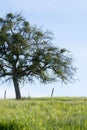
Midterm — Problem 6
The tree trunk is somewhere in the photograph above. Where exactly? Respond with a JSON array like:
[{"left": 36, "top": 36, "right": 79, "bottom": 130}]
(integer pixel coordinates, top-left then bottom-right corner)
[{"left": 13, "top": 75, "right": 21, "bottom": 99}]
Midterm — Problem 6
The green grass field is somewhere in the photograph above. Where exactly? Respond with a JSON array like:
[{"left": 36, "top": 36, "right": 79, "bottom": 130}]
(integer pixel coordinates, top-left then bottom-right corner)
[{"left": 0, "top": 97, "right": 87, "bottom": 130}]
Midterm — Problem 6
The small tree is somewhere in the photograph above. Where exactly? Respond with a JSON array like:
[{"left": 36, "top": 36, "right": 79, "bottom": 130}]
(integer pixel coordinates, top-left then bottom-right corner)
[{"left": 0, "top": 13, "right": 76, "bottom": 99}]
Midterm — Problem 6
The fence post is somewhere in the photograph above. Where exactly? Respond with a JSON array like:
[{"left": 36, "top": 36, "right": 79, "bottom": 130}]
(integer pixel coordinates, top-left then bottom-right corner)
[
  {"left": 4, "top": 90, "right": 6, "bottom": 99},
  {"left": 51, "top": 88, "right": 54, "bottom": 97}
]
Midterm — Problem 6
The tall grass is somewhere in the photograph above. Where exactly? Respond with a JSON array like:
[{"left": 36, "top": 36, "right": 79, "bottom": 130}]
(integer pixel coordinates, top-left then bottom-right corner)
[{"left": 0, "top": 97, "right": 87, "bottom": 130}]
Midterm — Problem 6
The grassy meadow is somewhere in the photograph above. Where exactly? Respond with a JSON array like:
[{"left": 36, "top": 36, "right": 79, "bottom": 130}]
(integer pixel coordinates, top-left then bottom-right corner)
[{"left": 0, "top": 97, "right": 87, "bottom": 130}]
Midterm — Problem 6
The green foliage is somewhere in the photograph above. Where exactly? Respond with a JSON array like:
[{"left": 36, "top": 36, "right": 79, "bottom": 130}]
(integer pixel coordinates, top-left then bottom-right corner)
[
  {"left": 0, "top": 97, "right": 87, "bottom": 130},
  {"left": 0, "top": 12, "right": 76, "bottom": 99}
]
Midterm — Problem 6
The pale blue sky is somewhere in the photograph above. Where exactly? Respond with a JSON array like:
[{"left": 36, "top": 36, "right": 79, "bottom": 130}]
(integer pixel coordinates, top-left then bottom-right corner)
[{"left": 0, "top": 0, "right": 87, "bottom": 98}]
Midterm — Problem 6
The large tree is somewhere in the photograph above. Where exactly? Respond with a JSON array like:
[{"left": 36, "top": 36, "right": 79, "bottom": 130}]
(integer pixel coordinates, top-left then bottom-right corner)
[{"left": 0, "top": 13, "right": 76, "bottom": 99}]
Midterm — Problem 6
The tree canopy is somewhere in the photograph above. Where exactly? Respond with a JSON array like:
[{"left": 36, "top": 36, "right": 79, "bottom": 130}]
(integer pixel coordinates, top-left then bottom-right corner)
[{"left": 0, "top": 13, "right": 76, "bottom": 99}]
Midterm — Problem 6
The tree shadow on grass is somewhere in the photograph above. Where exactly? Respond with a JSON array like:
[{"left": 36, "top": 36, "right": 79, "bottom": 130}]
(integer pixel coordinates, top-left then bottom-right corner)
[{"left": 0, "top": 122, "right": 19, "bottom": 130}]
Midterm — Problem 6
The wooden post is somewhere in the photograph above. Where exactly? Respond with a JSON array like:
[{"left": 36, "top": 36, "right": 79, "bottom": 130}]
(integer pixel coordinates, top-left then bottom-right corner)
[
  {"left": 4, "top": 90, "right": 6, "bottom": 99},
  {"left": 51, "top": 88, "right": 54, "bottom": 97}
]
